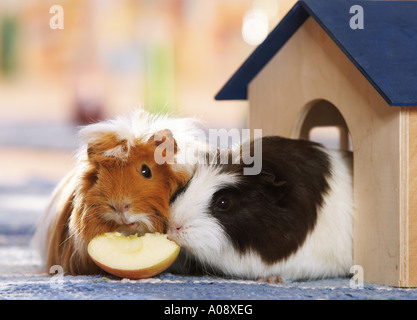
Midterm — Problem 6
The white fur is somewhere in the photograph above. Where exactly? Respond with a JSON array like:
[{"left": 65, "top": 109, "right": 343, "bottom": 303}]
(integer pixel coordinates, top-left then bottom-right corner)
[
  {"left": 168, "top": 149, "right": 354, "bottom": 281},
  {"left": 32, "top": 168, "right": 78, "bottom": 265},
  {"left": 103, "top": 211, "right": 157, "bottom": 235},
  {"left": 168, "top": 166, "right": 238, "bottom": 264},
  {"left": 103, "top": 211, "right": 154, "bottom": 228}
]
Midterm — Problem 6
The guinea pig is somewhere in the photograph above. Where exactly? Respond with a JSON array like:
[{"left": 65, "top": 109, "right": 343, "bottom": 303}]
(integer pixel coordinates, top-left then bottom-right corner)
[
  {"left": 34, "top": 110, "right": 206, "bottom": 275},
  {"left": 167, "top": 136, "right": 353, "bottom": 282}
]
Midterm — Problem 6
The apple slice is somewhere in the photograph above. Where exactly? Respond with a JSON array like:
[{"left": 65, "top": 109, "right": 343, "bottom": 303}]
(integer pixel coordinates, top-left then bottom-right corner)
[{"left": 87, "top": 232, "right": 180, "bottom": 279}]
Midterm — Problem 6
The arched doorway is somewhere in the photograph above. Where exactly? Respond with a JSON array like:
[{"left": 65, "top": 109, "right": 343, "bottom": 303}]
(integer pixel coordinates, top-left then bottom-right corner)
[{"left": 293, "top": 99, "right": 352, "bottom": 151}]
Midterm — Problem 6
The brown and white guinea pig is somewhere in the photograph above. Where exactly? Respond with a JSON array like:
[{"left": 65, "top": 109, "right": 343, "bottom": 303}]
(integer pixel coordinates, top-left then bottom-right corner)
[
  {"left": 34, "top": 110, "right": 206, "bottom": 275},
  {"left": 167, "top": 136, "right": 353, "bottom": 282}
]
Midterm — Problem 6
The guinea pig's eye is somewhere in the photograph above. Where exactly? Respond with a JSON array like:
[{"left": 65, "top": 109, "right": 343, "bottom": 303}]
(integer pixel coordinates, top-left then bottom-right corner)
[
  {"left": 215, "top": 197, "right": 231, "bottom": 211},
  {"left": 140, "top": 164, "right": 152, "bottom": 178}
]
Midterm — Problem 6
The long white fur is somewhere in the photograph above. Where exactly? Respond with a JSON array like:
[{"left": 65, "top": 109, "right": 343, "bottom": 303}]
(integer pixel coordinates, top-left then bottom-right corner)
[{"left": 168, "top": 148, "right": 354, "bottom": 281}]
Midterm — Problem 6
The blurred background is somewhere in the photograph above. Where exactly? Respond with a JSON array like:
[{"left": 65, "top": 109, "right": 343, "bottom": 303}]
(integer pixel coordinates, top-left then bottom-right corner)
[{"left": 0, "top": 0, "right": 297, "bottom": 234}]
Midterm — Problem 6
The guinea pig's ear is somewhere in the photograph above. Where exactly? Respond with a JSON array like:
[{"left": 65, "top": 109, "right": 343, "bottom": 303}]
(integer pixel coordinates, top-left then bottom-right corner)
[
  {"left": 149, "top": 129, "right": 178, "bottom": 164},
  {"left": 87, "top": 132, "right": 129, "bottom": 162},
  {"left": 261, "top": 170, "right": 286, "bottom": 186},
  {"left": 260, "top": 169, "right": 287, "bottom": 204}
]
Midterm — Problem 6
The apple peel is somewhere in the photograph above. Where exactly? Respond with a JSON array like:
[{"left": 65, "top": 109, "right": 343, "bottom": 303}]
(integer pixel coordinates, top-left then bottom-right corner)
[{"left": 87, "top": 232, "right": 180, "bottom": 279}]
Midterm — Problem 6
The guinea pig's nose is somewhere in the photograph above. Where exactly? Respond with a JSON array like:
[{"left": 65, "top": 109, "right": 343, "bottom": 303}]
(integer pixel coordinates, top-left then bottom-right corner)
[
  {"left": 172, "top": 225, "right": 183, "bottom": 233},
  {"left": 122, "top": 203, "right": 131, "bottom": 212},
  {"left": 167, "top": 225, "right": 182, "bottom": 241},
  {"left": 110, "top": 202, "right": 131, "bottom": 213}
]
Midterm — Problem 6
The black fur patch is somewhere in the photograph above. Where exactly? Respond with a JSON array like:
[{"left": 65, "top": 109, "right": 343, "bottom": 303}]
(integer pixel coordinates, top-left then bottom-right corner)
[
  {"left": 210, "top": 136, "right": 331, "bottom": 264},
  {"left": 169, "top": 179, "right": 191, "bottom": 205}
]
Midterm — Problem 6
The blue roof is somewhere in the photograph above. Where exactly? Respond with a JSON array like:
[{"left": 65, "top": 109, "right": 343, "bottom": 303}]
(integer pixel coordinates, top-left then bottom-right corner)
[{"left": 215, "top": 0, "right": 417, "bottom": 106}]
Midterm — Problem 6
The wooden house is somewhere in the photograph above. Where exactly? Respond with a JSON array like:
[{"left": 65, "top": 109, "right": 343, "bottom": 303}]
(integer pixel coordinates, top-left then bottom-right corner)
[{"left": 215, "top": 0, "right": 417, "bottom": 287}]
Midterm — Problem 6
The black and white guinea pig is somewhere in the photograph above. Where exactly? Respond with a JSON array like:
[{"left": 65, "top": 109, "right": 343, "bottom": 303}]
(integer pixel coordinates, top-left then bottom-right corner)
[{"left": 167, "top": 136, "right": 353, "bottom": 282}]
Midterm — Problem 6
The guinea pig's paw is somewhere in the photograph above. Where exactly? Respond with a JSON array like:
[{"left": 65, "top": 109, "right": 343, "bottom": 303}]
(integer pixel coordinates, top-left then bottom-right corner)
[{"left": 256, "top": 275, "right": 284, "bottom": 284}]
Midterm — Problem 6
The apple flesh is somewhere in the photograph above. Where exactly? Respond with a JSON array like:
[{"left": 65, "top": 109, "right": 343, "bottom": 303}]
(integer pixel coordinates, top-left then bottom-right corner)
[{"left": 87, "top": 232, "right": 180, "bottom": 279}]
